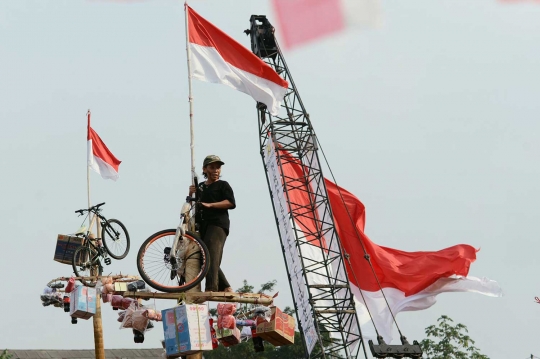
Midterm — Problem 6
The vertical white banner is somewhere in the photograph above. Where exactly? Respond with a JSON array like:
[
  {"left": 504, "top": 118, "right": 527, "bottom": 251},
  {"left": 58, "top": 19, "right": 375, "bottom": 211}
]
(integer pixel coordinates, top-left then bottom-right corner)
[
  {"left": 301, "top": 136, "right": 360, "bottom": 353},
  {"left": 263, "top": 139, "right": 318, "bottom": 354}
]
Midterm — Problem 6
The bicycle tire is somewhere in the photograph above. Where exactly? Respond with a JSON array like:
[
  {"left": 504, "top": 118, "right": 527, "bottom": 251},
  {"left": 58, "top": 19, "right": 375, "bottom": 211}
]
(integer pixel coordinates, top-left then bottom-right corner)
[
  {"left": 102, "top": 218, "right": 130, "bottom": 260},
  {"left": 72, "top": 246, "right": 102, "bottom": 287},
  {"left": 137, "top": 229, "right": 210, "bottom": 293}
]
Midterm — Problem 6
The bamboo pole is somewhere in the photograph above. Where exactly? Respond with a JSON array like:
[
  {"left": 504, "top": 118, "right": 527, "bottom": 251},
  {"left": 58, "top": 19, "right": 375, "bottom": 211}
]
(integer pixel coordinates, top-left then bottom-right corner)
[
  {"left": 47, "top": 274, "right": 141, "bottom": 286},
  {"left": 184, "top": 2, "right": 197, "bottom": 185},
  {"left": 122, "top": 291, "right": 274, "bottom": 306},
  {"left": 93, "top": 220, "right": 105, "bottom": 359}
]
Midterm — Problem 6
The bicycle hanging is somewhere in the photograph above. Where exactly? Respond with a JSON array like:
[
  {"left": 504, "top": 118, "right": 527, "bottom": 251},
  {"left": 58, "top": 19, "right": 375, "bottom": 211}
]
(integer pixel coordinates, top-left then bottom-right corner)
[{"left": 72, "top": 202, "right": 131, "bottom": 286}]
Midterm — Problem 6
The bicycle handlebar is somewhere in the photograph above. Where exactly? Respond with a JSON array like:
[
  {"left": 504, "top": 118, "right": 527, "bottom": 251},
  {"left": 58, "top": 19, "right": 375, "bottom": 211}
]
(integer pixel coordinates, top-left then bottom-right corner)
[{"left": 74, "top": 202, "right": 106, "bottom": 215}]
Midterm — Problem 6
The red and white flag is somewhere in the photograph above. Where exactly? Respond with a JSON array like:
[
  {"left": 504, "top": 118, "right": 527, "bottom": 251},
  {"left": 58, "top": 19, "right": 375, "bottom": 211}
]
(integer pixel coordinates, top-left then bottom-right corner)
[
  {"left": 271, "top": 0, "right": 382, "bottom": 50},
  {"left": 186, "top": 5, "right": 289, "bottom": 116},
  {"left": 280, "top": 152, "right": 502, "bottom": 342},
  {"left": 87, "top": 111, "right": 121, "bottom": 181}
]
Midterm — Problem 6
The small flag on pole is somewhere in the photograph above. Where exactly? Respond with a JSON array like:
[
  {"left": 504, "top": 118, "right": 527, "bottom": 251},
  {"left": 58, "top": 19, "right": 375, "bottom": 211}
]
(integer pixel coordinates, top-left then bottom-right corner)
[{"left": 87, "top": 111, "right": 121, "bottom": 181}]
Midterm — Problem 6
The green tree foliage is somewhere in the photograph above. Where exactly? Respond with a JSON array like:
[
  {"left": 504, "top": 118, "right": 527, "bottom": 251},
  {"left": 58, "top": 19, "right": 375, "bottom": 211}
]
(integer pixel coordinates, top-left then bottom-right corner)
[
  {"left": 420, "top": 315, "right": 489, "bottom": 359},
  {"left": 0, "top": 350, "right": 12, "bottom": 359}
]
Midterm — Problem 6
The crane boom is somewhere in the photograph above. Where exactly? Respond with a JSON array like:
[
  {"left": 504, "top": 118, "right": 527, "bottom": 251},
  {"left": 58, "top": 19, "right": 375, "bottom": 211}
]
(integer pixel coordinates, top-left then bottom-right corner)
[{"left": 247, "top": 15, "right": 367, "bottom": 359}]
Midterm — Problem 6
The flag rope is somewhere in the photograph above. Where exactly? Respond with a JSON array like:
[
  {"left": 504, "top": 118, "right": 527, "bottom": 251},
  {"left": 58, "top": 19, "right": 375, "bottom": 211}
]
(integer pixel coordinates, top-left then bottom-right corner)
[{"left": 314, "top": 136, "right": 405, "bottom": 341}]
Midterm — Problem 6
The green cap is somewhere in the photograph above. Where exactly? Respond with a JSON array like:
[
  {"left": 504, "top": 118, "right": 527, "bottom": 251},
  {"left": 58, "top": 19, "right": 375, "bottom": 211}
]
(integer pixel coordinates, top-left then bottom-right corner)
[{"left": 203, "top": 155, "right": 225, "bottom": 167}]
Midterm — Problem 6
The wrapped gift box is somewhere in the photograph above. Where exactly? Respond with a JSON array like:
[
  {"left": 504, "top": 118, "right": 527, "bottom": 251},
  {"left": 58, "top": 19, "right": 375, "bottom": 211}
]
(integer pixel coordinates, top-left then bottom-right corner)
[
  {"left": 69, "top": 286, "right": 96, "bottom": 320},
  {"left": 53, "top": 234, "right": 84, "bottom": 265},
  {"left": 256, "top": 307, "right": 295, "bottom": 346},
  {"left": 215, "top": 326, "right": 241, "bottom": 347},
  {"left": 162, "top": 304, "right": 212, "bottom": 357},
  {"left": 113, "top": 282, "right": 128, "bottom": 294}
]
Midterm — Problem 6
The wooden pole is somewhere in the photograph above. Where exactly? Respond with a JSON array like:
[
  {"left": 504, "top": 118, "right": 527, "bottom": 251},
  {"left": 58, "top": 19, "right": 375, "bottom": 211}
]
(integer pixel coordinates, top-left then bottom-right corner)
[
  {"left": 122, "top": 291, "right": 274, "bottom": 306},
  {"left": 93, "top": 218, "right": 105, "bottom": 359},
  {"left": 184, "top": 2, "right": 197, "bottom": 186},
  {"left": 184, "top": 239, "right": 203, "bottom": 359},
  {"left": 93, "top": 290, "right": 105, "bottom": 359}
]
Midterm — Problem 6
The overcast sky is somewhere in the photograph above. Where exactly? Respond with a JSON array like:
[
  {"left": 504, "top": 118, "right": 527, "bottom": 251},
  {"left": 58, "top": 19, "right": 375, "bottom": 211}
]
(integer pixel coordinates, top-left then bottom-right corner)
[{"left": 1, "top": 0, "right": 539, "bottom": 358}]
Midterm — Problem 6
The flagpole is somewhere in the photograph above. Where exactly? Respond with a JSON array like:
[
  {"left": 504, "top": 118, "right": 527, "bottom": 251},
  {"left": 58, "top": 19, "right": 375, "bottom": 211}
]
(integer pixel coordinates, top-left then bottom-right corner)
[
  {"left": 185, "top": 2, "right": 197, "bottom": 185},
  {"left": 184, "top": 9, "right": 202, "bottom": 359},
  {"left": 87, "top": 109, "right": 105, "bottom": 359},
  {"left": 87, "top": 110, "right": 92, "bottom": 211}
]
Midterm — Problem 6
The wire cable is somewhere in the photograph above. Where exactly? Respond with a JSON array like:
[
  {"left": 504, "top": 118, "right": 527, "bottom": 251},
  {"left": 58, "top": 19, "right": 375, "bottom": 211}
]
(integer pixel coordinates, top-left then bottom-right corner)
[{"left": 315, "top": 135, "right": 405, "bottom": 340}]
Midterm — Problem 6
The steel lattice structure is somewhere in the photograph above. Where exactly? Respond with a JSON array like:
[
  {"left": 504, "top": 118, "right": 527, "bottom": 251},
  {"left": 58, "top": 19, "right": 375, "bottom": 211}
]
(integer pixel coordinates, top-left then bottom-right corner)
[{"left": 247, "top": 15, "right": 368, "bottom": 359}]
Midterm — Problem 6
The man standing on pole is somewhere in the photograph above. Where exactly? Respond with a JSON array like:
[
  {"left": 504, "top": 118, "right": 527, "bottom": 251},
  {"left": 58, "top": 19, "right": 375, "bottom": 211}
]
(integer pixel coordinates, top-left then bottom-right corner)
[{"left": 189, "top": 155, "right": 235, "bottom": 293}]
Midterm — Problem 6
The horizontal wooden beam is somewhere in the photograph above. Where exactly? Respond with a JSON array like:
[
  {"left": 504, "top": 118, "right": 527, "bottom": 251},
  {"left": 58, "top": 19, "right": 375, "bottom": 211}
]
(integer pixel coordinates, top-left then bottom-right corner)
[
  {"left": 122, "top": 291, "right": 274, "bottom": 305},
  {"left": 47, "top": 274, "right": 141, "bottom": 286}
]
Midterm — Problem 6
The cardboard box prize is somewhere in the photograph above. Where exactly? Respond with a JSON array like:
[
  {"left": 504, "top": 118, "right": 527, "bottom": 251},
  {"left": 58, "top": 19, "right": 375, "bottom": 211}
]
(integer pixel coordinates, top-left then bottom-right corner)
[
  {"left": 69, "top": 286, "right": 96, "bottom": 320},
  {"left": 113, "top": 282, "right": 128, "bottom": 294},
  {"left": 215, "top": 326, "right": 241, "bottom": 347},
  {"left": 256, "top": 307, "right": 295, "bottom": 346},
  {"left": 162, "top": 304, "right": 212, "bottom": 357},
  {"left": 53, "top": 234, "right": 83, "bottom": 265}
]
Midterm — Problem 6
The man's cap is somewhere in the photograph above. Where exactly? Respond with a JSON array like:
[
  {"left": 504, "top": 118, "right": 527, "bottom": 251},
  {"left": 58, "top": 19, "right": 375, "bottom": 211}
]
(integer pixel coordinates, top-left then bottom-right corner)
[{"left": 203, "top": 155, "right": 225, "bottom": 167}]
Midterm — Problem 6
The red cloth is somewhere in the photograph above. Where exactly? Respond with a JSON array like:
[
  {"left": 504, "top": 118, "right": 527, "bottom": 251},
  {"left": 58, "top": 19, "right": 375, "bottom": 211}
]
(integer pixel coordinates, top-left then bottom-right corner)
[{"left": 280, "top": 150, "right": 477, "bottom": 296}]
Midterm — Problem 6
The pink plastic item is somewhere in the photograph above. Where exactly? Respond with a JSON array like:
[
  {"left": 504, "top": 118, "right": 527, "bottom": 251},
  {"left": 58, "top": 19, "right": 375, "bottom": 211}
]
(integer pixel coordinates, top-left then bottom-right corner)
[
  {"left": 217, "top": 303, "right": 236, "bottom": 316},
  {"left": 131, "top": 310, "right": 150, "bottom": 332},
  {"left": 120, "top": 298, "right": 135, "bottom": 310},
  {"left": 102, "top": 283, "right": 114, "bottom": 295},
  {"left": 142, "top": 309, "right": 162, "bottom": 321},
  {"left": 217, "top": 315, "right": 236, "bottom": 330},
  {"left": 117, "top": 311, "right": 126, "bottom": 322},
  {"left": 111, "top": 295, "right": 123, "bottom": 308}
]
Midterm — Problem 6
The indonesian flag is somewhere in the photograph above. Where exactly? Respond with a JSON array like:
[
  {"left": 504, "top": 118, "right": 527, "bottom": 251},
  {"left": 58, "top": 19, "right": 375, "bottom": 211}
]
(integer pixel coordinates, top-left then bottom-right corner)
[
  {"left": 87, "top": 111, "right": 121, "bottom": 181},
  {"left": 186, "top": 5, "right": 289, "bottom": 116},
  {"left": 280, "top": 152, "right": 502, "bottom": 342}
]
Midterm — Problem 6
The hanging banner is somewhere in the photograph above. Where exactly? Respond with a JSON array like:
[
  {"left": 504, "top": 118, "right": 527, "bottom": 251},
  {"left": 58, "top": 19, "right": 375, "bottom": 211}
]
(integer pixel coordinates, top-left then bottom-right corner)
[{"left": 263, "top": 138, "right": 318, "bottom": 354}]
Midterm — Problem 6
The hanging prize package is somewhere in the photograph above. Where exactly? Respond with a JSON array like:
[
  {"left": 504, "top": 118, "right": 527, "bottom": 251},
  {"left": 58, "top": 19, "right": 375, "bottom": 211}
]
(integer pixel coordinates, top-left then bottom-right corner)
[
  {"left": 53, "top": 234, "right": 83, "bottom": 265},
  {"left": 209, "top": 318, "right": 219, "bottom": 349},
  {"left": 215, "top": 326, "right": 241, "bottom": 347},
  {"left": 216, "top": 302, "right": 240, "bottom": 346},
  {"left": 216, "top": 303, "right": 236, "bottom": 330},
  {"left": 65, "top": 277, "right": 76, "bottom": 293},
  {"left": 127, "top": 280, "right": 146, "bottom": 292},
  {"left": 113, "top": 282, "right": 128, "bottom": 294},
  {"left": 255, "top": 306, "right": 295, "bottom": 346},
  {"left": 161, "top": 304, "right": 212, "bottom": 357},
  {"left": 69, "top": 286, "right": 96, "bottom": 320}
]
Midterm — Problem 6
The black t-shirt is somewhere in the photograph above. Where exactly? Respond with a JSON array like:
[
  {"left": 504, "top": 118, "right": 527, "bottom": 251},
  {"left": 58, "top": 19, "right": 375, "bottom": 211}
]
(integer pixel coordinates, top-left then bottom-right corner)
[{"left": 197, "top": 180, "right": 236, "bottom": 235}]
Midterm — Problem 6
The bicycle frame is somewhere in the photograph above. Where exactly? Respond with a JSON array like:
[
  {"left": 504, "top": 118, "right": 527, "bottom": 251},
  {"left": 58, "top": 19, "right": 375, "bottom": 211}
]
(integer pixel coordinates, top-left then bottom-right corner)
[
  {"left": 77, "top": 204, "right": 120, "bottom": 242},
  {"left": 169, "top": 201, "right": 194, "bottom": 271}
]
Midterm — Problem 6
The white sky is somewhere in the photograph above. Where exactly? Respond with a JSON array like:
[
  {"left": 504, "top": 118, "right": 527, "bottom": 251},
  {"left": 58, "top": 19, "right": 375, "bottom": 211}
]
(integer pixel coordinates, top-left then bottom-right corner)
[{"left": 1, "top": 0, "right": 539, "bottom": 358}]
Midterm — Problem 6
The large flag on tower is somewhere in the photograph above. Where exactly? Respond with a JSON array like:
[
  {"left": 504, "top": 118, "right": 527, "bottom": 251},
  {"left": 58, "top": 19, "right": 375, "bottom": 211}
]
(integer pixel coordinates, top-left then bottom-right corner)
[
  {"left": 186, "top": 5, "right": 289, "bottom": 116},
  {"left": 87, "top": 112, "right": 121, "bottom": 181},
  {"left": 279, "top": 152, "right": 502, "bottom": 342}
]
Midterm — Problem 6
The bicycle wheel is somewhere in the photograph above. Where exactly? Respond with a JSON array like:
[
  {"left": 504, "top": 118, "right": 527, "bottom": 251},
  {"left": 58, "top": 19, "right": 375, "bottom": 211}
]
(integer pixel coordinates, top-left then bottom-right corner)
[
  {"left": 102, "top": 219, "right": 130, "bottom": 260},
  {"left": 137, "top": 229, "right": 210, "bottom": 292},
  {"left": 72, "top": 246, "right": 102, "bottom": 287}
]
